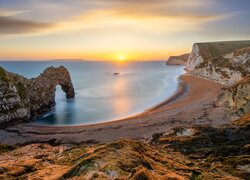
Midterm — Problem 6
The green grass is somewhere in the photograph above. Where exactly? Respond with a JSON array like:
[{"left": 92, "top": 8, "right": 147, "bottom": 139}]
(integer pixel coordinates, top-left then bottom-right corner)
[
  {"left": 0, "top": 67, "right": 9, "bottom": 81},
  {"left": 57, "top": 147, "right": 87, "bottom": 165},
  {"left": 194, "top": 41, "right": 250, "bottom": 78}
]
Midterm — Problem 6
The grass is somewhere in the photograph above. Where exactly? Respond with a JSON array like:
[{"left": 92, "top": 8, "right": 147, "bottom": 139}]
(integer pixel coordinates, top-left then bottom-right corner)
[
  {"left": 0, "top": 144, "right": 14, "bottom": 154},
  {"left": 194, "top": 41, "right": 250, "bottom": 78},
  {"left": 57, "top": 146, "right": 87, "bottom": 165},
  {"left": 0, "top": 67, "right": 9, "bottom": 82},
  {"left": 1, "top": 119, "right": 250, "bottom": 179},
  {"left": 157, "top": 117, "right": 250, "bottom": 179}
]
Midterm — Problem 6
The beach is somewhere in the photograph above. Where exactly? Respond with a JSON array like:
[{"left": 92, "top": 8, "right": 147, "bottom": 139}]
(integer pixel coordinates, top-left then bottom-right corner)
[
  {"left": 0, "top": 61, "right": 183, "bottom": 126},
  {"left": 0, "top": 74, "right": 228, "bottom": 146}
]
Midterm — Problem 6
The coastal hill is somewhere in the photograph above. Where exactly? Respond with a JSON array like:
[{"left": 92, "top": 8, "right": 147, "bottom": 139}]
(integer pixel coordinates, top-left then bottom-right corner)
[
  {"left": 186, "top": 41, "right": 250, "bottom": 85},
  {"left": 166, "top": 53, "right": 190, "bottom": 66},
  {"left": 0, "top": 66, "right": 75, "bottom": 128},
  {"left": 0, "top": 114, "right": 249, "bottom": 179}
]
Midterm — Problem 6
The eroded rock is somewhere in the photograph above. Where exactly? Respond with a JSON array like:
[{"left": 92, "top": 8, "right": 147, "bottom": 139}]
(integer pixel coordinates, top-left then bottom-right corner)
[
  {"left": 186, "top": 41, "right": 250, "bottom": 86},
  {"left": 218, "top": 75, "right": 250, "bottom": 118},
  {"left": 0, "top": 66, "right": 75, "bottom": 127}
]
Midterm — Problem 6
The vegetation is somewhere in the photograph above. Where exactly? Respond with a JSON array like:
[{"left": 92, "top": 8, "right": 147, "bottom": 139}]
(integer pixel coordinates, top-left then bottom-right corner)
[
  {"left": 0, "top": 114, "right": 249, "bottom": 179},
  {"left": 156, "top": 114, "right": 250, "bottom": 179},
  {"left": 15, "top": 82, "right": 27, "bottom": 99},
  {"left": 0, "top": 144, "right": 14, "bottom": 154},
  {"left": 195, "top": 41, "right": 250, "bottom": 79},
  {"left": 0, "top": 67, "right": 9, "bottom": 82}
]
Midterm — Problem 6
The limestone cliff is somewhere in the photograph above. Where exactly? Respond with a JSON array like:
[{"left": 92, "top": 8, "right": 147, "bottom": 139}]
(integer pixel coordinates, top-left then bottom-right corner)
[
  {"left": 186, "top": 41, "right": 250, "bottom": 86},
  {"left": 166, "top": 53, "right": 190, "bottom": 66},
  {"left": 218, "top": 75, "right": 250, "bottom": 118},
  {"left": 0, "top": 66, "right": 75, "bottom": 127}
]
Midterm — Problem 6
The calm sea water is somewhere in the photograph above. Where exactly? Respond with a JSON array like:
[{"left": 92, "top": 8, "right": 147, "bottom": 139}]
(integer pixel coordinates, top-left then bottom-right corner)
[{"left": 0, "top": 61, "right": 183, "bottom": 126}]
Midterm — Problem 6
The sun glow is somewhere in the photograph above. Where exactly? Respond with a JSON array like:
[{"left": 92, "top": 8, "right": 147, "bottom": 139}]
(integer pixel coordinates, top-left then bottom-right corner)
[{"left": 119, "top": 55, "right": 125, "bottom": 61}]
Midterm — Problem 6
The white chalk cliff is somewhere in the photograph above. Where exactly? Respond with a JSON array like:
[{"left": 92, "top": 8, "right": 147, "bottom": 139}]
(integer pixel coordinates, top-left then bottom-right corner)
[{"left": 186, "top": 41, "right": 250, "bottom": 86}]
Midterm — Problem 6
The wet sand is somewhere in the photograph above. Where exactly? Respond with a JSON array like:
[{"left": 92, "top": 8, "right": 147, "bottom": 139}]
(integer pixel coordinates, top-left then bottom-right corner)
[{"left": 0, "top": 75, "right": 228, "bottom": 146}]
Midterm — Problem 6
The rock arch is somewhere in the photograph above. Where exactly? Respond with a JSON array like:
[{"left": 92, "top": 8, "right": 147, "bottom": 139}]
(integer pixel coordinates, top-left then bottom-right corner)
[{"left": 0, "top": 66, "right": 75, "bottom": 127}]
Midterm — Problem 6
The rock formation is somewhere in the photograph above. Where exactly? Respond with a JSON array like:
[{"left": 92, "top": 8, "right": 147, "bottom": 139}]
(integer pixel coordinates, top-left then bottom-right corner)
[
  {"left": 0, "top": 66, "right": 75, "bottom": 127},
  {"left": 166, "top": 53, "right": 190, "bottom": 66},
  {"left": 218, "top": 75, "right": 250, "bottom": 118},
  {"left": 174, "top": 40, "right": 250, "bottom": 119},
  {"left": 186, "top": 41, "right": 250, "bottom": 86},
  {"left": 0, "top": 41, "right": 249, "bottom": 179},
  {"left": 0, "top": 114, "right": 249, "bottom": 179}
]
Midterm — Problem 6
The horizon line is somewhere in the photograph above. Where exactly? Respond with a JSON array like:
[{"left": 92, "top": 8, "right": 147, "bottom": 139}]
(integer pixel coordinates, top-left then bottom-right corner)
[{"left": 0, "top": 59, "right": 166, "bottom": 62}]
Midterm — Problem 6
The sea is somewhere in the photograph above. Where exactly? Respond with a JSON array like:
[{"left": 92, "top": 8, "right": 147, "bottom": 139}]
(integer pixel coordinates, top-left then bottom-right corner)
[{"left": 0, "top": 61, "right": 184, "bottom": 126}]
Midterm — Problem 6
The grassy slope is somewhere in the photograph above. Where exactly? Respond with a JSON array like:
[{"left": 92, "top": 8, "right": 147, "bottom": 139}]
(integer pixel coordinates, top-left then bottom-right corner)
[
  {"left": 197, "top": 40, "right": 250, "bottom": 59},
  {"left": 194, "top": 41, "right": 250, "bottom": 78},
  {"left": 0, "top": 115, "right": 249, "bottom": 179}
]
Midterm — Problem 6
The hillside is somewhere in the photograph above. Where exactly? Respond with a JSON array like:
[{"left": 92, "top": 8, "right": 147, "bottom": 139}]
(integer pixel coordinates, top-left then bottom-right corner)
[
  {"left": 186, "top": 41, "right": 250, "bottom": 85},
  {"left": 166, "top": 53, "right": 190, "bottom": 66},
  {"left": 0, "top": 40, "right": 249, "bottom": 179},
  {"left": 0, "top": 114, "right": 249, "bottom": 179},
  {"left": 218, "top": 74, "right": 250, "bottom": 119}
]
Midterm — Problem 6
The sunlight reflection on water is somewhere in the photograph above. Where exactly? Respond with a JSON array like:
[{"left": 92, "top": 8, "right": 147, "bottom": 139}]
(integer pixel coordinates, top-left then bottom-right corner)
[{"left": 0, "top": 61, "right": 184, "bottom": 125}]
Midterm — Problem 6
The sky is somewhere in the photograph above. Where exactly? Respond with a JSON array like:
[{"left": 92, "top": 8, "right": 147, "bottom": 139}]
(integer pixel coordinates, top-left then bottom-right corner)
[{"left": 0, "top": 0, "right": 250, "bottom": 61}]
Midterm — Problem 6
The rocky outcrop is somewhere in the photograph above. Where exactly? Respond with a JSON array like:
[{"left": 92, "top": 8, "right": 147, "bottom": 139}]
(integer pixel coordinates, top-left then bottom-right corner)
[
  {"left": 0, "top": 114, "right": 249, "bottom": 179},
  {"left": 152, "top": 114, "right": 250, "bottom": 180},
  {"left": 186, "top": 41, "right": 250, "bottom": 86},
  {"left": 166, "top": 53, "right": 190, "bottom": 66},
  {"left": 218, "top": 75, "right": 250, "bottom": 118},
  {"left": 0, "top": 66, "right": 75, "bottom": 127},
  {"left": 184, "top": 41, "right": 250, "bottom": 118}
]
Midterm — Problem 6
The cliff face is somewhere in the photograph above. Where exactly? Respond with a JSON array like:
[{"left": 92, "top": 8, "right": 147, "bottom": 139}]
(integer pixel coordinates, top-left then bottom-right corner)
[
  {"left": 218, "top": 75, "right": 250, "bottom": 118},
  {"left": 186, "top": 41, "right": 250, "bottom": 86},
  {"left": 166, "top": 53, "right": 190, "bottom": 66},
  {"left": 0, "top": 66, "right": 75, "bottom": 127}
]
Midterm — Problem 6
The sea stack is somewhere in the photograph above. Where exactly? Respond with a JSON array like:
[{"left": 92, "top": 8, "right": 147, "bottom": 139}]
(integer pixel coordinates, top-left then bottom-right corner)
[{"left": 0, "top": 66, "right": 75, "bottom": 127}]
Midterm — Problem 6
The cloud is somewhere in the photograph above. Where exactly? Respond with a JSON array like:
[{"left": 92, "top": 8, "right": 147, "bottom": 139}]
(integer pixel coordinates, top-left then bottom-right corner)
[
  {"left": 0, "top": 16, "right": 53, "bottom": 35},
  {"left": 0, "top": 0, "right": 245, "bottom": 37},
  {"left": 73, "top": 0, "right": 222, "bottom": 25},
  {"left": 0, "top": 9, "right": 27, "bottom": 17}
]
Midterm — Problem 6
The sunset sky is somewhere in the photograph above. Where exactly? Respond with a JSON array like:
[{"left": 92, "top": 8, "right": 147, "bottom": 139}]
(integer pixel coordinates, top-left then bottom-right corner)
[{"left": 0, "top": 0, "right": 250, "bottom": 61}]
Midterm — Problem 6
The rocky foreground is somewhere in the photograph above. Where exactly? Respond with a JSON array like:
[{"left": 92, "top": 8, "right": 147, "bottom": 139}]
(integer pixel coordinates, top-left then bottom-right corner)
[{"left": 0, "top": 113, "right": 249, "bottom": 179}]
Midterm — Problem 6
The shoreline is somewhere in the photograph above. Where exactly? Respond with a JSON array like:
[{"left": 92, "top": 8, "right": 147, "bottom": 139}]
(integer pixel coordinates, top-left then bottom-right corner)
[
  {"left": 142, "top": 77, "right": 188, "bottom": 114},
  {"left": 30, "top": 74, "right": 187, "bottom": 128},
  {"left": 0, "top": 75, "right": 228, "bottom": 146}
]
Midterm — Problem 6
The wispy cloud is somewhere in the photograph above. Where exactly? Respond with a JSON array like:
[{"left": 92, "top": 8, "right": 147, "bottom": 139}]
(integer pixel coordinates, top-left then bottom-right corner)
[
  {"left": 0, "top": 16, "right": 53, "bottom": 35},
  {"left": 0, "top": 9, "right": 28, "bottom": 17},
  {"left": 0, "top": 0, "right": 249, "bottom": 60},
  {"left": 0, "top": 0, "right": 230, "bottom": 37}
]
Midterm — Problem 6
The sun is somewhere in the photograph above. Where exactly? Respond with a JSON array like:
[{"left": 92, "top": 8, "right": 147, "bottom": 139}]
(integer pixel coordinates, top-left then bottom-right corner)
[{"left": 119, "top": 55, "right": 125, "bottom": 61}]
